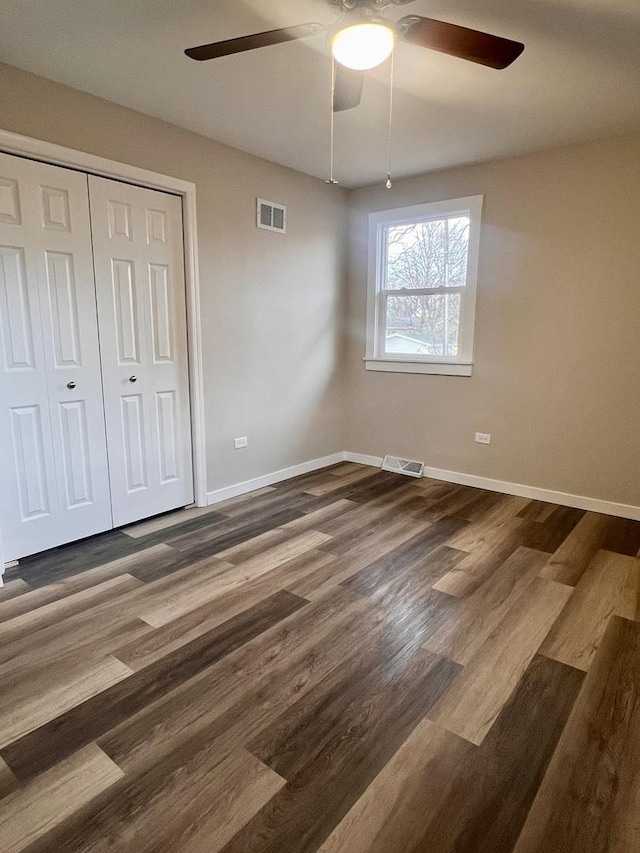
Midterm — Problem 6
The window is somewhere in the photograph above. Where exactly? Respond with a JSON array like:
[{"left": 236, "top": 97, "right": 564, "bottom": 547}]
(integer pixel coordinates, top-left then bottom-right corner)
[{"left": 365, "top": 196, "right": 483, "bottom": 375}]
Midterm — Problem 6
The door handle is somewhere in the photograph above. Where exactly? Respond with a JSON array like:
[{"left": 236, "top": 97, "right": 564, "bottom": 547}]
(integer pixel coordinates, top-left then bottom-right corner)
[
  {"left": 66, "top": 381, "right": 77, "bottom": 390},
  {"left": 129, "top": 375, "right": 137, "bottom": 383}
]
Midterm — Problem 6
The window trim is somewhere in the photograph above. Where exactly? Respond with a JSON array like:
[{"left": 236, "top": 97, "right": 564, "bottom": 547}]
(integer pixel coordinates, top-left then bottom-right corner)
[{"left": 365, "top": 195, "right": 483, "bottom": 376}]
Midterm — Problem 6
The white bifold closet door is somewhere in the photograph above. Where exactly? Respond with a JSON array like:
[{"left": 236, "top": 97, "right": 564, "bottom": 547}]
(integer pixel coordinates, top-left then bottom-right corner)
[
  {"left": 0, "top": 153, "right": 112, "bottom": 560},
  {"left": 88, "top": 176, "right": 194, "bottom": 527}
]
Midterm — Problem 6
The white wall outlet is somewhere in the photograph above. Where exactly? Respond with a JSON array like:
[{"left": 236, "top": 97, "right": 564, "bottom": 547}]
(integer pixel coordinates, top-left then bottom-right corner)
[
  {"left": 234, "top": 436, "right": 248, "bottom": 449},
  {"left": 475, "top": 432, "right": 492, "bottom": 445}
]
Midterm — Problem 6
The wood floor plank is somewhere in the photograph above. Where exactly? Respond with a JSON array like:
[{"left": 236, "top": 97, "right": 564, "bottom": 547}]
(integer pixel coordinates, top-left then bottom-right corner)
[
  {"left": 271, "top": 467, "right": 351, "bottom": 495},
  {"left": 318, "top": 499, "right": 433, "bottom": 556},
  {"left": 412, "top": 655, "right": 584, "bottom": 853},
  {"left": 1, "top": 590, "right": 306, "bottom": 781},
  {"left": 202, "top": 486, "right": 276, "bottom": 515},
  {"left": 161, "top": 513, "right": 253, "bottom": 551},
  {"left": 343, "top": 545, "right": 465, "bottom": 654},
  {"left": 303, "top": 466, "right": 377, "bottom": 495},
  {"left": 225, "top": 649, "right": 460, "bottom": 853},
  {"left": 99, "top": 587, "right": 385, "bottom": 776},
  {"left": 83, "top": 552, "right": 235, "bottom": 624},
  {"left": 433, "top": 518, "right": 524, "bottom": 598},
  {"left": 112, "top": 550, "right": 332, "bottom": 670},
  {"left": 424, "top": 546, "right": 549, "bottom": 664},
  {"left": 1, "top": 464, "right": 638, "bottom": 851},
  {"left": 277, "top": 498, "right": 357, "bottom": 534},
  {"left": 0, "top": 655, "right": 134, "bottom": 749},
  {"left": 539, "top": 512, "right": 609, "bottom": 585},
  {"left": 74, "top": 555, "right": 237, "bottom": 629},
  {"left": 0, "top": 574, "right": 144, "bottom": 646},
  {"left": 0, "top": 758, "right": 18, "bottom": 801},
  {"left": 316, "top": 719, "right": 473, "bottom": 853},
  {"left": 518, "top": 505, "right": 585, "bottom": 553},
  {"left": 165, "top": 507, "right": 306, "bottom": 559},
  {"left": 446, "top": 495, "right": 528, "bottom": 552},
  {"left": 429, "top": 577, "right": 573, "bottom": 744},
  {"left": 5, "top": 541, "right": 186, "bottom": 590},
  {"left": 0, "top": 582, "right": 77, "bottom": 626},
  {"left": 12, "top": 529, "right": 149, "bottom": 586},
  {"left": 0, "top": 581, "right": 30, "bottom": 605},
  {"left": 133, "top": 559, "right": 248, "bottom": 628},
  {"left": 410, "top": 484, "right": 468, "bottom": 517},
  {"left": 320, "top": 656, "right": 583, "bottom": 853},
  {"left": 516, "top": 499, "right": 556, "bottom": 523},
  {"left": 453, "top": 489, "right": 508, "bottom": 522},
  {"left": 213, "top": 527, "right": 293, "bottom": 564},
  {"left": 70, "top": 542, "right": 186, "bottom": 584},
  {"left": 407, "top": 478, "right": 459, "bottom": 497},
  {"left": 0, "top": 611, "right": 152, "bottom": 674},
  {"left": 287, "top": 514, "right": 440, "bottom": 600},
  {"left": 212, "top": 487, "right": 318, "bottom": 522},
  {"left": 25, "top": 745, "right": 284, "bottom": 853},
  {"left": 341, "top": 517, "right": 467, "bottom": 597},
  {"left": 314, "top": 470, "right": 408, "bottom": 505},
  {"left": 152, "top": 749, "right": 285, "bottom": 853},
  {"left": 324, "top": 461, "right": 369, "bottom": 478},
  {"left": 368, "top": 546, "right": 464, "bottom": 642},
  {"left": 601, "top": 516, "right": 640, "bottom": 556},
  {"left": 539, "top": 549, "right": 640, "bottom": 670},
  {"left": 122, "top": 510, "right": 231, "bottom": 551},
  {"left": 121, "top": 503, "right": 227, "bottom": 539},
  {"left": 115, "top": 544, "right": 191, "bottom": 583},
  {"left": 314, "top": 484, "right": 429, "bottom": 539},
  {"left": 0, "top": 548, "right": 170, "bottom": 624},
  {"left": 424, "top": 486, "right": 500, "bottom": 522},
  {"left": 0, "top": 743, "right": 123, "bottom": 853},
  {"left": 247, "top": 641, "right": 460, "bottom": 780},
  {"left": 138, "top": 530, "right": 330, "bottom": 627},
  {"left": 513, "top": 617, "right": 640, "bottom": 853}
]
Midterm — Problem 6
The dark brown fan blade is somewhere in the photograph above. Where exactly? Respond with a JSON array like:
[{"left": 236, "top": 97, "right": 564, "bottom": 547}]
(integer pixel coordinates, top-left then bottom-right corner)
[
  {"left": 185, "top": 23, "right": 325, "bottom": 61},
  {"left": 398, "top": 16, "right": 524, "bottom": 69},
  {"left": 333, "top": 65, "right": 365, "bottom": 112}
]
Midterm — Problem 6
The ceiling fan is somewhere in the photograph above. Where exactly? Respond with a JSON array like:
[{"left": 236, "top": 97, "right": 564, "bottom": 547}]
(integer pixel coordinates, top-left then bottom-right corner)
[{"left": 185, "top": 0, "right": 525, "bottom": 113}]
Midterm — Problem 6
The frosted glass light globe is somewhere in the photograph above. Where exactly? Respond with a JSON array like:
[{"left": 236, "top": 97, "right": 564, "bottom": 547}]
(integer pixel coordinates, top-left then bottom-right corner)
[{"left": 332, "top": 23, "right": 395, "bottom": 71}]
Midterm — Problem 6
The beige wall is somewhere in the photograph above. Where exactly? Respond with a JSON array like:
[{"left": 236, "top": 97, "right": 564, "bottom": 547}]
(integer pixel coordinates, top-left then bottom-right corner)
[
  {"left": 347, "top": 134, "right": 640, "bottom": 506},
  {"left": 0, "top": 62, "right": 348, "bottom": 494},
  {"left": 1, "top": 61, "right": 638, "bottom": 510}
]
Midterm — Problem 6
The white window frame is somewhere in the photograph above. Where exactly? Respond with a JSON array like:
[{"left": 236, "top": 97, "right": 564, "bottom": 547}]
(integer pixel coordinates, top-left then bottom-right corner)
[{"left": 365, "top": 195, "right": 483, "bottom": 376}]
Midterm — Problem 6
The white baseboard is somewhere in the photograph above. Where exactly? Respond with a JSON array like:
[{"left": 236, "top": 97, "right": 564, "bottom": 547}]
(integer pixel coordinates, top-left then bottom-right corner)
[
  {"left": 343, "top": 451, "right": 385, "bottom": 469},
  {"left": 205, "top": 449, "right": 640, "bottom": 521},
  {"left": 206, "top": 452, "right": 346, "bottom": 506},
  {"left": 344, "top": 450, "right": 640, "bottom": 521}
]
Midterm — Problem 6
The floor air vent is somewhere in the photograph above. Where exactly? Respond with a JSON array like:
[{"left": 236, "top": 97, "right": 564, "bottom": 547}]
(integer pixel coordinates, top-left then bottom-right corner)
[{"left": 381, "top": 455, "right": 425, "bottom": 478}]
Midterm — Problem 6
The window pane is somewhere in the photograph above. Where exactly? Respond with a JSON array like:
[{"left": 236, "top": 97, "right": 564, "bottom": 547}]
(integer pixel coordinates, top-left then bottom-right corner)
[
  {"left": 385, "top": 294, "right": 461, "bottom": 356},
  {"left": 384, "top": 215, "right": 469, "bottom": 289}
]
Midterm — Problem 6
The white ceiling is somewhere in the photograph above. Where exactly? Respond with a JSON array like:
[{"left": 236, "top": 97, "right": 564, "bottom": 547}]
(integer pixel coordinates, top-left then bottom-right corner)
[{"left": 1, "top": 0, "right": 639, "bottom": 187}]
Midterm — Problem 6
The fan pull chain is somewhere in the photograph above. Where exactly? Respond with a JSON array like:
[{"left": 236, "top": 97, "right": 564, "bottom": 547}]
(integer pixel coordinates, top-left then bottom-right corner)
[
  {"left": 325, "top": 57, "right": 339, "bottom": 185},
  {"left": 386, "top": 46, "right": 395, "bottom": 189}
]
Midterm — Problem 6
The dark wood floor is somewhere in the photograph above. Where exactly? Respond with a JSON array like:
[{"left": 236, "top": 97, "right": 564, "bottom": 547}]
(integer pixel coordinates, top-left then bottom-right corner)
[{"left": 1, "top": 462, "right": 640, "bottom": 852}]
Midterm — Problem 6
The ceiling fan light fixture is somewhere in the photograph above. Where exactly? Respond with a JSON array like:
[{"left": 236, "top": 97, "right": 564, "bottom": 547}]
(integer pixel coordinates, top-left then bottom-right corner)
[{"left": 332, "top": 21, "right": 395, "bottom": 71}]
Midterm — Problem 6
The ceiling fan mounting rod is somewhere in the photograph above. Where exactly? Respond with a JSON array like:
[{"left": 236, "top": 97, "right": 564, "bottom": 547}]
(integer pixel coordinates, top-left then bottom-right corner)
[{"left": 329, "top": 0, "right": 415, "bottom": 11}]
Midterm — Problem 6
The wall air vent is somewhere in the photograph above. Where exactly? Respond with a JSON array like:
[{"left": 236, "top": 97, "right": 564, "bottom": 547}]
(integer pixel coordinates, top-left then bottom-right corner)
[
  {"left": 381, "top": 455, "right": 425, "bottom": 478},
  {"left": 257, "top": 198, "right": 287, "bottom": 233}
]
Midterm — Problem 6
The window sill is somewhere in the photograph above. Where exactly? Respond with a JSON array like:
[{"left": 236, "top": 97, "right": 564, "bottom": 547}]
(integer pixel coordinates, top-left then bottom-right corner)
[{"left": 364, "top": 358, "right": 473, "bottom": 376}]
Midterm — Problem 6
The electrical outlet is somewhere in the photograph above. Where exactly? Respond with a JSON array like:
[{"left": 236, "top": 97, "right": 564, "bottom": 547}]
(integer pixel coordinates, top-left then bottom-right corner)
[
  {"left": 234, "top": 436, "right": 248, "bottom": 449},
  {"left": 475, "top": 432, "right": 491, "bottom": 445}
]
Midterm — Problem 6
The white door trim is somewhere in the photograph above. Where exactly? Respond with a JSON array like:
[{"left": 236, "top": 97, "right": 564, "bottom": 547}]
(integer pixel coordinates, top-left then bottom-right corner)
[{"left": 0, "top": 128, "right": 207, "bottom": 578}]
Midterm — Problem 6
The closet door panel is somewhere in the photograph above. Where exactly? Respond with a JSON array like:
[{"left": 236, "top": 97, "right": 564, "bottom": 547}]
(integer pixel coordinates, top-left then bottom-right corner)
[
  {"left": 0, "top": 153, "right": 112, "bottom": 561},
  {"left": 89, "top": 176, "right": 193, "bottom": 527}
]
